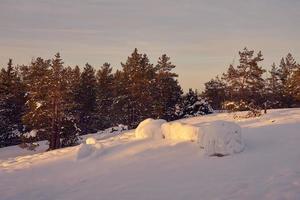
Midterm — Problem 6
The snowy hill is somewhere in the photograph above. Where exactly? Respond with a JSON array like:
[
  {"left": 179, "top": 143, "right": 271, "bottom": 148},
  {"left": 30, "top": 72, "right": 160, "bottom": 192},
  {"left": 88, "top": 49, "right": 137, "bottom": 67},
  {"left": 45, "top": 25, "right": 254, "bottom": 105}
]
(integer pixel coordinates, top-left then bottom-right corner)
[{"left": 1, "top": 109, "right": 300, "bottom": 200}]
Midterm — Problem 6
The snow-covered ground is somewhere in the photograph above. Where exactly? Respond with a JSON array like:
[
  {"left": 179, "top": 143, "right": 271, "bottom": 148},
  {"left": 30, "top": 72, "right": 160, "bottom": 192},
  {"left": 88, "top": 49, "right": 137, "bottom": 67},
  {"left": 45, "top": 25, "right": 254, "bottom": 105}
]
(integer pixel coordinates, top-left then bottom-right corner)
[{"left": 1, "top": 108, "right": 300, "bottom": 200}]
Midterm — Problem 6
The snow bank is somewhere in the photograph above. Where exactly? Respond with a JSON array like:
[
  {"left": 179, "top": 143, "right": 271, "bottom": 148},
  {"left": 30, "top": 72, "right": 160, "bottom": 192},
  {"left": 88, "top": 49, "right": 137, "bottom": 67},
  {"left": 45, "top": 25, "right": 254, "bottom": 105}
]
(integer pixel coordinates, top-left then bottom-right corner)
[
  {"left": 77, "top": 137, "right": 103, "bottom": 160},
  {"left": 135, "top": 118, "right": 166, "bottom": 139},
  {"left": 198, "top": 121, "right": 244, "bottom": 156},
  {"left": 161, "top": 122, "right": 200, "bottom": 142}
]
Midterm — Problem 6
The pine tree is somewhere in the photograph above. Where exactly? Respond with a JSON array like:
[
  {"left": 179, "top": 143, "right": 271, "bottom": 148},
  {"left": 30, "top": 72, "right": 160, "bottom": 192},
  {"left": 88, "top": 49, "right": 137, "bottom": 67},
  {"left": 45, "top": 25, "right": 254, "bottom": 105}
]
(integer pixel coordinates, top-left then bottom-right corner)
[
  {"left": 22, "top": 54, "right": 79, "bottom": 150},
  {"left": 76, "top": 63, "right": 98, "bottom": 134},
  {"left": 153, "top": 54, "right": 182, "bottom": 120},
  {"left": 96, "top": 63, "right": 114, "bottom": 129},
  {"left": 277, "top": 53, "right": 300, "bottom": 107},
  {"left": 202, "top": 76, "right": 226, "bottom": 110},
  {"left": 0, "top": 59, "right": 25, "bottom": 147},
  {"left": 222, "top": 48, "right": 266, "bottom": 110},
  {"left": 266, "top": 63, "right": 282, "bottom": 108}
]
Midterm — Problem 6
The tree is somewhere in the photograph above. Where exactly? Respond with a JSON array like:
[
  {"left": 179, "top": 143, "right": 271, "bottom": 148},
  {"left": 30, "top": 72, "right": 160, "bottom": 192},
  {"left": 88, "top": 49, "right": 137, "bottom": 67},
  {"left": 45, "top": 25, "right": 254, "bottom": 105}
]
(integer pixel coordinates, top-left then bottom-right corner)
[
  {"left": 119, "top": 48, "right": 157, "bottom": 127},
  {"left": 22, "top": 54, "right": 79, "bottom": 150},
  {"left": 291, "top": 68, "right": 300, "bottom": 102},
  {"left": 21, "top": 57, "right": 51, "bottom": 136},
  {"left": 76, "top": 63, "right": 98, "bottom": 134},
  {"left": 202, "top": 76, "right": 226, "bottom": 110},
  {"left": 177, "top": 89, "right": 213, "bottom": 118},
  {"left": 265, "top": 63, "right": 283, "bottom": 108},
  {"left": 277, "top": 53, "right": 300, "bottom": 107},
  {"left": 222, "top": 48, "right": 266, "bottom": 110},
  {"left": 96, "top": 63, "right": 114, "bottom": 129},
  {"left": 0, "top": 59, "right": 25, "bottom": 147},
  {"left": 153, "top": 54, "right": 182, "bottom": 120}
]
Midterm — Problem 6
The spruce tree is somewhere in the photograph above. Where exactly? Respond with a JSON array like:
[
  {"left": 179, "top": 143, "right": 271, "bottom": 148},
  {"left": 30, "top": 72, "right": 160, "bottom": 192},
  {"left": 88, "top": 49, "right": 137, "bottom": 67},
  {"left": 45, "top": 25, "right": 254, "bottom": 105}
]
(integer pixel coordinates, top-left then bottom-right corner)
[
  {"left": 153, "top": 54, "right": 182, "bottom": 120},
  {"left": 21, "top": 57, "right": 51, "bottom": 136},
  {"left": 76, "top": 63, "right": 98, "bottom": 134},
  {"left": 266, "top": 63, "right": 282, "bottom": 108},
  {"left": 120, "top": 48, "right": 156, "bottom": 127},
  {"left": 177, "top": 89, "right": 212, "bottom": 118},
  {"left": 0, "top": 59, "right": 25, "bottom": 147},
  {"left": 96, "top": 63, "right": 114, "bottom": 129}
]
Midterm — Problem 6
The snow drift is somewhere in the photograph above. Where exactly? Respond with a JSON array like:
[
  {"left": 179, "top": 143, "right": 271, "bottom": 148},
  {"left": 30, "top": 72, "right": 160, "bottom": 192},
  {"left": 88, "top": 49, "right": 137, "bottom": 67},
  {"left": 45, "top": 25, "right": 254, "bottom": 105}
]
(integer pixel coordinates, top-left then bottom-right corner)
[
  {"left": 135, "top": 118, "right": 166, "bottom": 139},
  {"left": 76, "top": 137, "right": 103, "bottom": 160},
  {"left": 198, "top": 121, "right": 244, "bottom": 156},
  {"left": 136, "top": 119, "right": 244, "bottom": 156},
  {"left": 161, "top": 122, "right": 200, "bottom": 142}
]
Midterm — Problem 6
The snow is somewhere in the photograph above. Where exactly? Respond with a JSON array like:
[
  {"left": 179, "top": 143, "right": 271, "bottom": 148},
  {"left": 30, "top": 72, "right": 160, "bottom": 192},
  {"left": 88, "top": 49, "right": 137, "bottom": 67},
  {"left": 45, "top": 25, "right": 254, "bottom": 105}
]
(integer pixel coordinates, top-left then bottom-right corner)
[
  {"left": 35, "top": 102, "right": 42, "bottom": 109},
  {"left": 23, "top": 129, "right": 38, "bottom": 138},
  {"left": 77, "top": 137, "right": 103, "bottom": 160},
  {"left": 161, "top": 121, "right": 200, "bottom": 141},
  {"left": 137, "top": 119, "right": 243, "bottom": 156},
  {"left": 198, "top": 121, "right": 244, "bottom": 156},
  {"left": 85, "top": 137, "right": 96, "bottom": 145},
  {"left": 135, "top": 118, "right": 166, "bottom": 139},
  {"left": 76, "top": 142, "right": 103, "bottom": 160},
  {"left": 1, "top": 108, "right": 300, "bottom": 200}
]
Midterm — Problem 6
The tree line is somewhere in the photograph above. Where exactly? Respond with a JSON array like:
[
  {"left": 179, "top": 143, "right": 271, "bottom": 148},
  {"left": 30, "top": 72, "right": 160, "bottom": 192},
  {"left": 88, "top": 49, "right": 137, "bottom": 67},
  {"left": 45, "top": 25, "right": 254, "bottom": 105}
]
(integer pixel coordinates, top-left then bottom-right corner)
[
  {"left": 202, "top": 48, "right": 300, "bottom": 111},
  {"left": 0, "top": 48, "right": 211, "bottom": 149}
]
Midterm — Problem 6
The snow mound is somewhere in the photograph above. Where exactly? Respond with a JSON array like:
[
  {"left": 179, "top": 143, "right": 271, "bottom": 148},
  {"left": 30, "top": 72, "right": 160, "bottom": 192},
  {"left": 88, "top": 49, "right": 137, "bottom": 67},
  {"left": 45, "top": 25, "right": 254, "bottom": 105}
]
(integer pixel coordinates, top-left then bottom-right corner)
[
  {"left": 135, "top": 118, "right": 166, "bottom": 139},
  {"left": 161, "top": 122, "right": 200, "bottom": 142},
  {"left": 86, "top": 137, "right": 96, "bottom": 145},
  {"left": 135, "top": 119, "right": 244, "bottom": 156},
  {"left": 77, "top": 139, "right": 103, "bottom": 160},
  {"left": 198, "top": 121, "right": 244, "bottom": 156}
]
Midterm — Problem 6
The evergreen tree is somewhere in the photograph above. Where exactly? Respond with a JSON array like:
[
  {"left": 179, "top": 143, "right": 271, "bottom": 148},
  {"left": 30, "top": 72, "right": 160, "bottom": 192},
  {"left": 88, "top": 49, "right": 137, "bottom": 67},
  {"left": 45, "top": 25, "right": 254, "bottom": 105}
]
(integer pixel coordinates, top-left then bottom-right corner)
[
  {"left": 22, "top": 54, "right": 79, "bottom": 150},
  {"left": 111, "top": 69, "right": 128, "bottom": 125},
  {"left": 291, "top": 68, "right": 300, "bottom": 102},
  {"left": 120, "top": 48, "right": 157, "bottom": 127},
  {"left": 153, "top": 54, "right": 182, "bottom": 120},
  {"left": 222, "top": 48, "right": 266, "bottom": 110},
  {"left": 202, "top": 76, "right": 226, "bottom": 110},
  {"left": 0, "top": 59, "right": 25, "bottom": 147},
  {"left": 21, "top": 57, "right": 51, "bottom": 136},
  {"left": 266, "top": 63, "right": 282, "bottom": 108},
  {"left": 60, "top": 66, "right": 81, "bottom": 147},
  {"left": 96, "top": 63, "right": 114, "bottom": 129},
  {"left": 277, "top": 53, "right": 300, "bottom": 107},
  {"left": 177, "top": 89, "right": 212, "bottom": 118},
  {"left": 76, "top": 63, "right": 98, "bottom": 134}
]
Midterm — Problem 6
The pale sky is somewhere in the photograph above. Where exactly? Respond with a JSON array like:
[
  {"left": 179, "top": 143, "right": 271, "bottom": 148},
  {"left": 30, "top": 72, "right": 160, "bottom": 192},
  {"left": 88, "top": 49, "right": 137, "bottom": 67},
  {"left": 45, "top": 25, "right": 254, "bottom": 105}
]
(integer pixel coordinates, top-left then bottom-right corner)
[{"left": 0, "top": 0, "right": 299, "bottom": 91}]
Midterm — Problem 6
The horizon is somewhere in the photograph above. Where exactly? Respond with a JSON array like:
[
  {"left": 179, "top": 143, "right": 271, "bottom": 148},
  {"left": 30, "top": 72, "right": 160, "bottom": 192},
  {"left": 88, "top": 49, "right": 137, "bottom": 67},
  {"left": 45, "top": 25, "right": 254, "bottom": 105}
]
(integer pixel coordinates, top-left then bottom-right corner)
[{"left": 0, "top": 0, "right": 299, "bottom": 91}]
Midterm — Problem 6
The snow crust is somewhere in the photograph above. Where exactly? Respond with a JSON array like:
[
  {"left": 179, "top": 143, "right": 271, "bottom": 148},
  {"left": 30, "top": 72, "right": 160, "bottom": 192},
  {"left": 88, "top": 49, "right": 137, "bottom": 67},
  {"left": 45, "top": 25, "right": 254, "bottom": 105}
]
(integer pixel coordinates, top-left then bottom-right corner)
[
  {"left": 135, "top": 118, "right": 166, "bottom": 139},
  {"left": 198, "top": 121, "right": 244, "bottom": 156}
]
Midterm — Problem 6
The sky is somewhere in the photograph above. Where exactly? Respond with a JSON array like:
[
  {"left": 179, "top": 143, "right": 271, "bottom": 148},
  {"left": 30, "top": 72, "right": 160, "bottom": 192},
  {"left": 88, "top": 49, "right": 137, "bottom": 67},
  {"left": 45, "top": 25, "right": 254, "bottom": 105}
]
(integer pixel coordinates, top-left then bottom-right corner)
[{"left": 0, "top": 0, "right": 299, "bottom": 91}]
